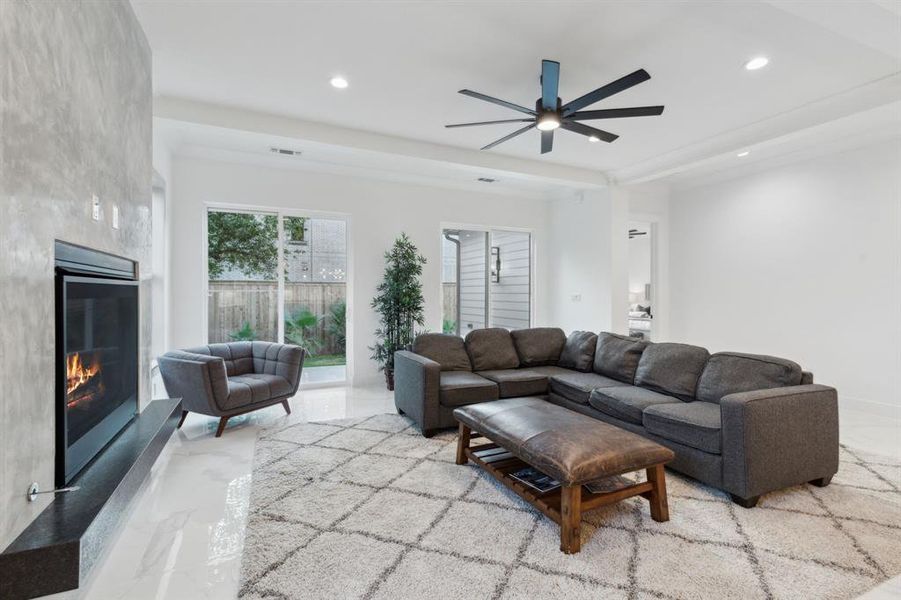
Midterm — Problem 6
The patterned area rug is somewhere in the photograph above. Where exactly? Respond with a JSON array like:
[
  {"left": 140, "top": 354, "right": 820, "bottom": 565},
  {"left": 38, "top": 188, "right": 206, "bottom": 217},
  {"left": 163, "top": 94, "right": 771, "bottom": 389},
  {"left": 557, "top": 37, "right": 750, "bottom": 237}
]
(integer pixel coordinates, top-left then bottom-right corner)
[{"left": 238, "top": 413, "right": 901, "bottom": 600}]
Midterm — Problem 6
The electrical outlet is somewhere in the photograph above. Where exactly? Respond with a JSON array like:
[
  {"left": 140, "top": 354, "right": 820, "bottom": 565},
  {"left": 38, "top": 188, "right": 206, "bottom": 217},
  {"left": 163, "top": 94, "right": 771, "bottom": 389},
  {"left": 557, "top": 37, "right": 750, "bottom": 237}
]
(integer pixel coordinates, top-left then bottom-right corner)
[
  {"left": 112, "top": 205, "right": 119, "bottom": 229},
  {"left": 91, "top": 195, "right": 100, "bottom": 221}
]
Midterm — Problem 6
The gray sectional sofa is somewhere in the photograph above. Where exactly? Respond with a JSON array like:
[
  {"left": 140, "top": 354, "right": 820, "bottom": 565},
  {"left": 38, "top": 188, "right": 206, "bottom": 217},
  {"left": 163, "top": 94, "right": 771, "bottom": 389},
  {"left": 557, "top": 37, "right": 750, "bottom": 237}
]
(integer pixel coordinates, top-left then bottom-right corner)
[{"left": 393, "top": 328, "right": 839, "bottom": 507}]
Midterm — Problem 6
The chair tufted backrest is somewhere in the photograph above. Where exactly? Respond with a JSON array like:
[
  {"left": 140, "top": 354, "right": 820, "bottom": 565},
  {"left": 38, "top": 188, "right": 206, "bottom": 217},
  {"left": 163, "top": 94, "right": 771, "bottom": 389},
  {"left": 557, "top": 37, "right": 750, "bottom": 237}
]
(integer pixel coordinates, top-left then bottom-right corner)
[
  {"left": 185, "top": 342, "right": 254, "bottom": 376},
  {"left": 250, "top": 342, "right": 305, "bottom": 388}
]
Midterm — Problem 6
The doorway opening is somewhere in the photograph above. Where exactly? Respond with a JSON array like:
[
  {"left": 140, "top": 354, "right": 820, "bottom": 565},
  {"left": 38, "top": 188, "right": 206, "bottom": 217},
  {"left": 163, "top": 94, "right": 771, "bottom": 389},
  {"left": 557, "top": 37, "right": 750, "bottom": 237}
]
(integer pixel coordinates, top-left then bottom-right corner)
[{"left": 628, "top": 221, "right": 653, "bottom": 340}]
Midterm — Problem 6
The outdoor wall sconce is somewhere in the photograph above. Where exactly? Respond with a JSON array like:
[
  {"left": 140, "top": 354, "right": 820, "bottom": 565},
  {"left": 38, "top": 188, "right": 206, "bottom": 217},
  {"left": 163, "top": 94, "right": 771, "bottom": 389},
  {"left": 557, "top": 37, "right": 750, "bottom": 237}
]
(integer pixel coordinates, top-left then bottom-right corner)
[{"left": 490, "top": 246, "right": 500, "bottom": 283}]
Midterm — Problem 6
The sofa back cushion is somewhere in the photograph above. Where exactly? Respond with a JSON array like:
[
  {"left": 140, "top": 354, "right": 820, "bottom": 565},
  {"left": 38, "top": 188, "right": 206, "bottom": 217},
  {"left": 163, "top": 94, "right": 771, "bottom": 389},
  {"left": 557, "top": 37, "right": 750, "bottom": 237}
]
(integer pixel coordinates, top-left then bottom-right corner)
[
  {"left": 464, "top": 328, "right": 520, "bottom": 371},
  {"left": 557, "top": 331, "right": 597, "bottom": 372},
  {"left": 186, "top": 342, "right": 254, "bottom": 376},
  {"left": 413, "top": 333, "right": 472, "bottom": 371},
  {"left": 696, "top": 351, "right": 803, "bottom": 404},
  {"left": 510, "top": 327, "right": 566, "bottom": 367},
  {"left": 634, "top": 343, "right": 710, "bottom": 401},
  {"left": 593, "top": 332, "right": 648, "bottom": 383}
]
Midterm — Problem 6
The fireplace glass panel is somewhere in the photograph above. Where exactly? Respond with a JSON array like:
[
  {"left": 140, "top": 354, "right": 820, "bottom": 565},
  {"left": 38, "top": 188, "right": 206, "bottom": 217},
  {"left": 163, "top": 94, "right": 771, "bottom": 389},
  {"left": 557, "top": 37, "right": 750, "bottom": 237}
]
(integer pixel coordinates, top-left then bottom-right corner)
[{"left": 63, "top": 278, "right": 138, "bottom": 450}]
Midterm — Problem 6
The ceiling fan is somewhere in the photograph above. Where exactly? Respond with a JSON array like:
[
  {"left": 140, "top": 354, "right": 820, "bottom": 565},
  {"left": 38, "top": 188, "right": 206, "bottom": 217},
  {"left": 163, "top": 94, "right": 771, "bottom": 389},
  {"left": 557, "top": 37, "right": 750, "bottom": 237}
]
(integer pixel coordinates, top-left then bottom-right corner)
[{"left": 447, "top": 59, "right": 664, "bottom": 154}]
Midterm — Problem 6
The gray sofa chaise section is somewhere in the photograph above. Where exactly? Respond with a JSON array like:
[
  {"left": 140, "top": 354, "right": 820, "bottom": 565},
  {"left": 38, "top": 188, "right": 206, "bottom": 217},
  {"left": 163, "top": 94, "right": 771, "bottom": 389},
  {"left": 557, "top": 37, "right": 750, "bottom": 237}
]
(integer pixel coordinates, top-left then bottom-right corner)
[
  {"left": 158, "top": 341, "right": 306, "bottom": 437},
  {"left": 393, "top": 328, "right": 838, "bottom": 507}
]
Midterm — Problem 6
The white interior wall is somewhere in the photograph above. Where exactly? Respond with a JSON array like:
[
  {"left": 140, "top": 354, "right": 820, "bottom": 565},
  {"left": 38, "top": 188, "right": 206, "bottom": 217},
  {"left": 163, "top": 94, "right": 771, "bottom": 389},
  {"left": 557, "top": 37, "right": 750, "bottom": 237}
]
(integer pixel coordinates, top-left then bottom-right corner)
[
  {"left": 667, "top": 139, "right": 901, "bottom": 413},
  {"left": 167, "top": 156, "right": 551, "bottom": 385},
  {"left": 546, "top": 189, "right": 629, "bottom": 334}
]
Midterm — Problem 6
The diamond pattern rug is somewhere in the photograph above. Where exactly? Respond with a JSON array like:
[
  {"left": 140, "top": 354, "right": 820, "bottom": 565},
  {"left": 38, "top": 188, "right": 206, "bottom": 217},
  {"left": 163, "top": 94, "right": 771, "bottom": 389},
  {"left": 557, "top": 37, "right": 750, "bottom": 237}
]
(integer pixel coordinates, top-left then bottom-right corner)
[{"left": 238, "top": 413, "right": 901, "bottom": 600}]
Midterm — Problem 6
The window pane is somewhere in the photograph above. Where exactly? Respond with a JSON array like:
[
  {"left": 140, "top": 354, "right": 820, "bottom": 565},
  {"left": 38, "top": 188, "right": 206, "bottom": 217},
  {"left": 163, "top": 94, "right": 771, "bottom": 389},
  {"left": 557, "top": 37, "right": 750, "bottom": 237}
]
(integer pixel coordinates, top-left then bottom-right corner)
[
  {"left": 489, "top": 230, "right": 531, "bottom": 330},
  {"left": 207, "top": 210, "right": 279, "bottom": 343},
  {"left": 284, "top": 216, "right": 347, "bottom": 383}
]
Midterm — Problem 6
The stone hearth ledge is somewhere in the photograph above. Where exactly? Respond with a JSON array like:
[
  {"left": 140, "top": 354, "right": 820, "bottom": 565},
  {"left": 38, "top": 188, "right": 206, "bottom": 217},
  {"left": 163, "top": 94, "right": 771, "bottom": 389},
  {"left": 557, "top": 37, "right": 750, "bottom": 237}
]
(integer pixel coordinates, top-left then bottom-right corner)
[{"left": 0, "top": 399, "right": 182, "bottom": 599}]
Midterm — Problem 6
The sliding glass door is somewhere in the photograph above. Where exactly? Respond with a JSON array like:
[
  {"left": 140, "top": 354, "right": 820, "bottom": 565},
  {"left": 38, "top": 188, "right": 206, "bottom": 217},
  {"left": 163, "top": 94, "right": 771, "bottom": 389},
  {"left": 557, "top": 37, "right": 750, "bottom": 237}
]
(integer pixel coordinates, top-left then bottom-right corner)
[
  {"left": 207, "top": 208, "right": 347, "bottom": 384},
  {"left": 441, "top": 228, "right": 531, "bottom": 335}
]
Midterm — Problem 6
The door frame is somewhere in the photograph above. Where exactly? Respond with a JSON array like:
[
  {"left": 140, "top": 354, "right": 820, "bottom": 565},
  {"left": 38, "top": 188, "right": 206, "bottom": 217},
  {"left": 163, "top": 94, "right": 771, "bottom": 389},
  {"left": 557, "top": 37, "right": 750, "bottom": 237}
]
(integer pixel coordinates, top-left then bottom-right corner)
[{"left": 203, "top": 202, "right": 352, "bottom": 387}]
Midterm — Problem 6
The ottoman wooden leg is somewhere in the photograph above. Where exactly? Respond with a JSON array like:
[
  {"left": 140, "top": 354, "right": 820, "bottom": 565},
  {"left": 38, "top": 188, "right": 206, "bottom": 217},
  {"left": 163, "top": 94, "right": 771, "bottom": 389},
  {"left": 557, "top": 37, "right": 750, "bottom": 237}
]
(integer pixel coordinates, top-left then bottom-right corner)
[
  {"left": 646, "top": 464, "right": 669, "bottom": 522},
  {"left": 455, "top": 423, "right": 471, "bottom": 465},
  {"left": 560, "top": 484, "right": 582, "bottom": 554}
]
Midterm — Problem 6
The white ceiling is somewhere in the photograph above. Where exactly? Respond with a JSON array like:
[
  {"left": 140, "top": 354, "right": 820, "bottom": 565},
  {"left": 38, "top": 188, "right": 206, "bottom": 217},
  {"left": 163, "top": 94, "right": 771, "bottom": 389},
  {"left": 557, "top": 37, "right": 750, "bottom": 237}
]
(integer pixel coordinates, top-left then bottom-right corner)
[{"left": 134, "top": 0, "right": 901, "bottom": 182}]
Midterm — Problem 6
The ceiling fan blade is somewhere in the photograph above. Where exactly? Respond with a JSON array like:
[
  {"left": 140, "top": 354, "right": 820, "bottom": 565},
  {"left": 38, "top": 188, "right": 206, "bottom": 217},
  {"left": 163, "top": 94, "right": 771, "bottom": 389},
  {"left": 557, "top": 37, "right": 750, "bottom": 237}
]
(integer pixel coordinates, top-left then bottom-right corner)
[
  {"left": 458, "top": 90, "right": 536, "bottom": 116},
  {"left": 561, "top": 120, "right": 619, "bottom": 143},
  {"left": 481, "top": 124, "right": 535, "bottom": 151},
  {"left": 445, "top": 118, "right": 534, "bottom": 128},
  {"left": 569, "top": 106, "right": 664, "bottom": 120},
  {"left": 541, "top": 60, "right": 560, "bottom": 111},
  {"left": 561, "top": 69, "right": 651, "bottom": 116},
  {"left": 540, "top": 129, "right": 554, "bottom": 154}
]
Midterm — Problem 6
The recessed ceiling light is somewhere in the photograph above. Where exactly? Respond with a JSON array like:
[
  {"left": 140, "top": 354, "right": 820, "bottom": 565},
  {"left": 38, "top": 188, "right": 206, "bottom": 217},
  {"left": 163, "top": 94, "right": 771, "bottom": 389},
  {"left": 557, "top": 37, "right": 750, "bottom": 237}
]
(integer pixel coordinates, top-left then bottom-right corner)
[
  {"left": 737, "top": 151, "right": 750, "bottom": 157},
  {"left": 588, "top": 136, "right": 600, "bottom": 143},
  {"left": 744, "top": 57, "right": 769, "bottom": 71},
  {"left": 329, "top": 76, "right": 348, "bottom": 89}
]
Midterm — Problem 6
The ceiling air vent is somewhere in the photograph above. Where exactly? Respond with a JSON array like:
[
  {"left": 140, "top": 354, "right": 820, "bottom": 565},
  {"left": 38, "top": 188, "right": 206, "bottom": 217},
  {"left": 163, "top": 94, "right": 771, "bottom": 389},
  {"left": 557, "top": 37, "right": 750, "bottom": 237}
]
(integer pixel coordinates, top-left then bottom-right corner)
[
  {"left": 477, "top": 177, "right": 498, "bottom": 183},
  {"left": 270, "top": 147, "right": 302, "bottom": 157}
]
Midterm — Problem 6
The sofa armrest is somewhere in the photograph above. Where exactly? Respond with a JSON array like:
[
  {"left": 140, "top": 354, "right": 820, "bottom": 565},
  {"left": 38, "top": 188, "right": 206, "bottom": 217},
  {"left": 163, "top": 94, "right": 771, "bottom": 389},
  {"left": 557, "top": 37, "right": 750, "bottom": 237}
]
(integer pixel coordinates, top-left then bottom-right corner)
[
  {"left": 157, "top": 351, "right": 230, "bottom": 414},
  {"left": 394, "top": 351, "right": 441, "bottom": 434},
  {"left": 721, "top": 384, "right": 839, "bottom": 499}
]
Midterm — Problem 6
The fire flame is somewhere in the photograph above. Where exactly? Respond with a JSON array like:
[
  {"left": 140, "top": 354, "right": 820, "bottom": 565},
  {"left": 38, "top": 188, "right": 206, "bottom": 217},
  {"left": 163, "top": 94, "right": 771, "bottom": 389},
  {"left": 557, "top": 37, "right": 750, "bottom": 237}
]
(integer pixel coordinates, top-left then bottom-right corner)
[{"left": 67, "top": 352, "right": 101, "bottom": 396}]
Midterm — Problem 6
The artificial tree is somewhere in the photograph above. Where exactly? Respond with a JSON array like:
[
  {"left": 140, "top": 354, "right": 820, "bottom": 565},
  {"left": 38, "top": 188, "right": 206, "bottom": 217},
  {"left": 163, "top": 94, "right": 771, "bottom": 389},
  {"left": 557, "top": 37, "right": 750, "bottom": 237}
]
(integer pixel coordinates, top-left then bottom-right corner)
[{"left": 370, "top": 233, "right": 426, "bottom": 390}]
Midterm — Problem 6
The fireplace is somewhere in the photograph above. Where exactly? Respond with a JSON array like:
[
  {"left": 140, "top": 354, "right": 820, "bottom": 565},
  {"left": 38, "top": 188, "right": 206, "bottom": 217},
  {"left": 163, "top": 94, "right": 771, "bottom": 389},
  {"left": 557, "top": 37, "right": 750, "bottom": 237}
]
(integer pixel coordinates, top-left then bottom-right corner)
[{"left": 55, "top": 242, "right": 139, "bottom": 485}]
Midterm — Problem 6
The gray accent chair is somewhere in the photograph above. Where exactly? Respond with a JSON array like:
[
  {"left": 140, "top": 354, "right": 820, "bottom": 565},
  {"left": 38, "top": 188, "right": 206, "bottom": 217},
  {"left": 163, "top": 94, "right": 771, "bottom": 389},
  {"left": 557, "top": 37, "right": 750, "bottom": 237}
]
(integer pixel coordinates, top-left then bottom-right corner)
[
  {"left": 394, "top": 328, "right": 839, "bottom": 508},
  {"left": 158, "top": 341, "right": 305, "bottom": 437}
]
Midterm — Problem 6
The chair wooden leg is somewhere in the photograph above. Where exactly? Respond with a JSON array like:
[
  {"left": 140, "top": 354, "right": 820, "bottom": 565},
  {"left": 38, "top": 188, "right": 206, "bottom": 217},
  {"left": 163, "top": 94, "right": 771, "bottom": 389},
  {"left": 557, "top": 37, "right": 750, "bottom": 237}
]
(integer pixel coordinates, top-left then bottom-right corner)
[
  {"left": 560, "top": 484, "right": 582, "bottom": 554},
  {"left": 215, "top": 416, "right": 229, "bottom": 438},
  {"left": 455, "top": 423, "right": 471, "bottom": 465},
  {"left": 282, "top": 399, "right": 291, "bottom": 415},
  {"left": 177, "top": 410, "right": 189, "bottom": 429},
  {"left": 646, "top": 464, "right": 670, "bottom": 522}
]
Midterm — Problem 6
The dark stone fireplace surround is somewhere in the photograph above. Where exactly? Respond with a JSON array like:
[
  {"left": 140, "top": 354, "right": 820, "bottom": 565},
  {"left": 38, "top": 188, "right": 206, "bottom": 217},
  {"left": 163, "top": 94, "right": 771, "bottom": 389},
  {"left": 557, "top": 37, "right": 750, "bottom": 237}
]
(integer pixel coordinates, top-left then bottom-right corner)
[{"left": 0, "top": 243, "right": 181, "bottom": 600}]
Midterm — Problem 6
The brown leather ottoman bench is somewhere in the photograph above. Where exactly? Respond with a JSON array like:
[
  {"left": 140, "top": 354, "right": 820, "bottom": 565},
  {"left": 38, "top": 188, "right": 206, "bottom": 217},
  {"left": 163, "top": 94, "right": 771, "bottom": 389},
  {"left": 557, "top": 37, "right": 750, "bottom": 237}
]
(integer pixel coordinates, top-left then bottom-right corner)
[{"left": 453, "top": 397, "right": 675, "bottom": 553}]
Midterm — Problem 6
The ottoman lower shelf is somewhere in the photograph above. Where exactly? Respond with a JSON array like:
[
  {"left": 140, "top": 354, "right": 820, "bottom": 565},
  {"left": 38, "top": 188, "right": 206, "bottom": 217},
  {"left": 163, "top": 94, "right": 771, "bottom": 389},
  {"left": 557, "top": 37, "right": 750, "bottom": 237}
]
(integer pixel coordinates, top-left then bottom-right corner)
[{"left": 455, "top": 423, "right": 670, "bottom": 554}]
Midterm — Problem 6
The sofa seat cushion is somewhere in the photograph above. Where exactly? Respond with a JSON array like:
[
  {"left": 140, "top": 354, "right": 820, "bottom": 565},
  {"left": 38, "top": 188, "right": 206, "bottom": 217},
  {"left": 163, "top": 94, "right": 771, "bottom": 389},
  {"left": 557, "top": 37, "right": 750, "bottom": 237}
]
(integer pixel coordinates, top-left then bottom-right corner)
[
  {"left": 413, "top": 333, "right": 472, "bottom": 371},
  {"left": 528, "top": 365, "right": 579, "bottom": 378},
  {"left": 696, "top": 352, "right": 803, "bottom": 404},
  {"left": 549, "top": 371, "right": 623, "bottom": 405},
  {"left": 588, "top": 386, "right": 682, "bottom": 425},
  {"left": 593, "top": 332, "right": 648, "bottom": 383},
  {"left": 477, "top": 369, "right": 548, "bottom": 398},
  {"left": 634, "top": 343, "right": 710, "bottom": 401},
  {"left": 224, "top": 374, "right": 293, "bottom": 410},
  {"left": 464, "top": 328, "right": 520, "bottom": 371},
  {"left": 510, "top": 327, "right": 566, "bottom": 366},
  {"left": 557, "top": 331, "right": 598, "bottom": 372},
  {"left": 439, "top": 371, "right": 499, "bottom": 407},
  {"left": 643, "top": 402, "right": 722, "bottom": 454}
]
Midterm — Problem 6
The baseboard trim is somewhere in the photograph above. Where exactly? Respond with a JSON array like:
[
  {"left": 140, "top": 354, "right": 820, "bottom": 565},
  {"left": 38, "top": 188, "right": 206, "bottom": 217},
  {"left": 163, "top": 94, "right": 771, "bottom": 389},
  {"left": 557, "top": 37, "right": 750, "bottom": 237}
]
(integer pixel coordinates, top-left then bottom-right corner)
[{"left": 839, "top": 396, "right": 900, "bottom": 420}]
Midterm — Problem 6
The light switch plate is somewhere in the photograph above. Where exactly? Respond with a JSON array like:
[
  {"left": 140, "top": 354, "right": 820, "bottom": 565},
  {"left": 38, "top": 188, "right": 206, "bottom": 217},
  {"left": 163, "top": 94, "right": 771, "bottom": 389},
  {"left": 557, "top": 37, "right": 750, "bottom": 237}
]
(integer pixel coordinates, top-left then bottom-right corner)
[
  {"left": 91, "top": 195, "right": 100, "bottom": 221},
  {"left": 112, "top": 205, "right": 119, "bottom": 229}
]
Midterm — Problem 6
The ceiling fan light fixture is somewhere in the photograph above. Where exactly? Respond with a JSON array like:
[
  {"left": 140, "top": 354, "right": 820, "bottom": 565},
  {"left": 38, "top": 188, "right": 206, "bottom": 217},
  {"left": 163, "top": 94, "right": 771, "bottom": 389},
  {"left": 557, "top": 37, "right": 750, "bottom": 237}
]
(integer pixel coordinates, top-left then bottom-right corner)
[
  {"left": 744, "top": 56, "right": 769, "bottom": 71},
  {"left": 536, "top": 113, "right": 561, "bottom": 131}
]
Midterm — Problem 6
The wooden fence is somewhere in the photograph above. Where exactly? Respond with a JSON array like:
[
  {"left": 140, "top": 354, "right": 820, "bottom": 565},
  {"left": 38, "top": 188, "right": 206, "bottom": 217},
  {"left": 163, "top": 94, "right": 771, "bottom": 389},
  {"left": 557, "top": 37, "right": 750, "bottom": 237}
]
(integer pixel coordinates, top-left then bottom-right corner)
[
  {"left": 208, "top": 281, "right": 346, "bottom": 354},
  {"left": 442, "top": 283, "right": 457, "bottom": 332}
]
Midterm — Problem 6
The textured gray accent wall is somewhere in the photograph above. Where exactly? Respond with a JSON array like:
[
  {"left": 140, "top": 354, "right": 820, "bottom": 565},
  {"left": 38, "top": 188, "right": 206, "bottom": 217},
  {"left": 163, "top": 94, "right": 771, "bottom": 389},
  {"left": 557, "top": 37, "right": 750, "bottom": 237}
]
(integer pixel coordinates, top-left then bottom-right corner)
[{"left": 0, "top": 0, "right": 152, "bottom": 548}]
